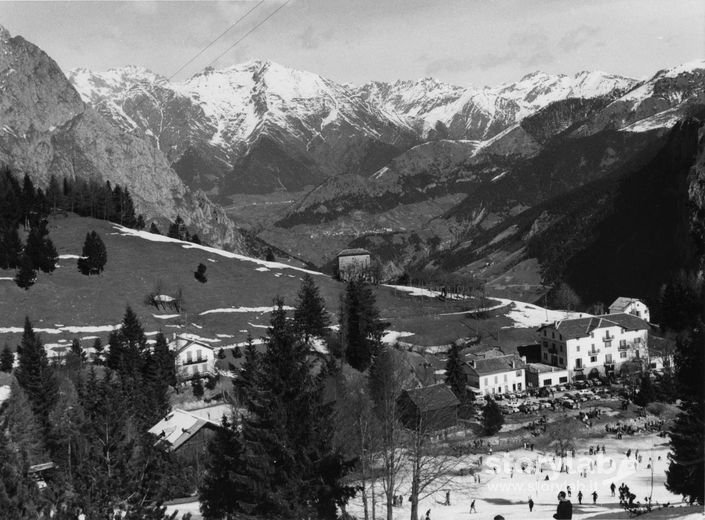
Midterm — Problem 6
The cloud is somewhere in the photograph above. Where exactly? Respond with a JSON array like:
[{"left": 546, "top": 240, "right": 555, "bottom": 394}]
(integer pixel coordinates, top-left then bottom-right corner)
[{"left": 558, "top": 25, "right": 600, "bottom": 52}]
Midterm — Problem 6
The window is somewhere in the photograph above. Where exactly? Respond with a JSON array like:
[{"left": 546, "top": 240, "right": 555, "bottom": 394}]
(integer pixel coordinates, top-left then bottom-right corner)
[
  {"left": 604, "top": 340, "right": 612, "bottom": 348},
  {"left": 494, "top": 376, "right": 498, "bottom": 384},
  {"left": 619, "top": 340, "right": 626, "bottom": 348},
  {"left": 542, "top": 341, "right": 548, "bottom": 348},
  {"left": 544, "top": 330, "right": 547, "bottom": 336},
  {"left": 620, "top": 351, "right": 627, "bottom": 359},
  {"left": 552, "top": 332, "right": 555, "bottom": 339},
  {"left": 559, "top": 345, "right": 563, "bottom": 352},
  {"left": 186, "top": 351, "right": 192, "bottom": 363},
  {"left": 543, "top": 379, "right": 551, "bottom": 386},
  {"left": 484, "top": 377, "right": 488, "bottom": 386},
  {"left": 503, "top": 374, "right": 508, "bottom": 382},
  {"left": 543, "top": 352, "right": 548, "bottom": 360},
  {"left": 576, "top": 345, "right": 580, "bottom": 352},
  {"left": 196, "top": 349, "right": 203, "bottom": 362},
  {"left": 635, "top": 337, "right": 641, "bottom": 344},
  {"left": 559, "top": 376, "right": 568, "bottom": 383},
  {"left": 517, "top": 383, "right": 522, "bottom": 391},
  {"left": 605, "top": 354, "right": 612, "bottom": 363},
  {"left": 559, "top": 357, "right": 564, "bottom": 365},
  {"left": 590, "top": 356, "right": 597, "bottom": 363},
  {"left": 575, "top": 358, "right": 582, "bottom": 369},
  {"left": 516, "top": 370, "right": 521, "bottom": 377}
]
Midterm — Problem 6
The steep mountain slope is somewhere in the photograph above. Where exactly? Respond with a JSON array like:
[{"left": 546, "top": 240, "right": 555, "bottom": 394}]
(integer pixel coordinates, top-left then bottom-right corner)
[
  {"left": 70, "top": 61, "right": 418, "bottom": 197},
  {"left": 0, "top": 26, "right": 249, "bottom": 252},
  {"left": 270, "top": 62, "right": 705, "bottom": 273}
]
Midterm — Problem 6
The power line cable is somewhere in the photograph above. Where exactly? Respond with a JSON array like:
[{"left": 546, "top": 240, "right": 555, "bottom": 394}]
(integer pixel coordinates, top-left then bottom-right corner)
[
  {"left": 167, "top": 0, "right": 265, "bottom": 81},
  {"left": 203, "top": 0, "right": 291, "bottom": 70}
]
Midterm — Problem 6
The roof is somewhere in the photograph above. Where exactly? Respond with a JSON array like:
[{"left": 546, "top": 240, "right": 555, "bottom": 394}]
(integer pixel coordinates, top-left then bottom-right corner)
[
  {"left": 596, "top": 313, "right": 650, "bottom": 331},
  {"left": 527, "top": 363, "right": 569, "bottom": 374},
  {"left": 538, "top": 313, "right": 648, "bottom": 340},
  {"left": 465, "top": 354, "right": 526, "bottom": 376},
  {"left": 170, "top": 335, "right": 215, "bottom": 355},
  {"left": 401, "top": 384, "right": 460, "bottom": 412},
  {"left": 337, "top": 248, "right": 371, "bottom": 257},
  {"left": 148, "top": 409, "right": 219, "bottom": 451},
  {"left": 609, "top": 297, "right": 645, "bottom": 311}
]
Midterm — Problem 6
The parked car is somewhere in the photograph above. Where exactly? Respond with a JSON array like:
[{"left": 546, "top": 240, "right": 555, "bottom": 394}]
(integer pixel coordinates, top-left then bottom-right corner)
[
  {"left": 561, "top": 398, "right": 576, "bottom": 409},
  {"left": 538, "top": 387, "right": 551, "bottom": 398}
]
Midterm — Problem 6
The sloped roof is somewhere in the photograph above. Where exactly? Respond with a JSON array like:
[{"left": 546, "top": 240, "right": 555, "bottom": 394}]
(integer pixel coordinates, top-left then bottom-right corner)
[
  {"left": 609, "top": 297, "right": 644, "bottom": 311},
  {"left": 465, "top": 354, "right": 526, "bottom": 376},
  {"left": 170, "top": 336, "right": 215, "bottom": 355},
  {"left": 596, "top": 313, "right": 649, "bottom": 331},
  {"left": 337, "top": 248, "right": 371, "bottom": 257},
  {"left": 148, "top": 409, "right": 219, "bottom": 451},
  {"left": 402, "top": 384, "right": 459, "bottom": 412},
  {"left": 538, "top": 313, "right": 647, "bottom": 340}
]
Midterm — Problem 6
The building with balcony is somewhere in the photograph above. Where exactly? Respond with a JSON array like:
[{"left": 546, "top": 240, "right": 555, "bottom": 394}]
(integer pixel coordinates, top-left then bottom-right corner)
[
  {"left": 464, "top": 354, "right": 527, "bottom": 396},
  {"left": 170, "top": 335, "right": 216, "bottom": 381},
  {"left": 537, "top": 313, "right": 649, "bottom": 380},
  {"left": 608, "top": 297, "right": 650, "bottom": 323}
]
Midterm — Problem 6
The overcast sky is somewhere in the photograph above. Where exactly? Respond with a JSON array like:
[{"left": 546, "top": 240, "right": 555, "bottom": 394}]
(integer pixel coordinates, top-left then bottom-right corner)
[{"left": 2, "top": 0, "right": 703, "bottom": 87}]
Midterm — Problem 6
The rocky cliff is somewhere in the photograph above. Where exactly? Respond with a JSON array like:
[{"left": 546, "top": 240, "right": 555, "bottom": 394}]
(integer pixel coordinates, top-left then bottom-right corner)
[{"left": 0, "top": 26, "right": 249, "bottom": 252}]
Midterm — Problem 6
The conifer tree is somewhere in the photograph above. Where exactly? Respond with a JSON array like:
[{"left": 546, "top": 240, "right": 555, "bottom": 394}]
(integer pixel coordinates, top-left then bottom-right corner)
[
  {"left": 445, "top": 343, "right": 467, "bottom": 401},
  {"left": 149, "top": 222, "right": 160, "bottom": 235},
  {"left": 25, "top": 220, "right": 57, "bottom": 273},
  {"left": 47, "top": 174, "right": 63, "bottom": 212},
  {"left": 199, "top": 417, "right": 243, "bottom": 519},
  {"left": 14, "top": 317, "right": 57, "bottom": 434},
  {"left": 15, "top": 253, "right": 36, "bottom": 290},
  {"left": 4, "top": 379, "right": 47, "bottom": 465},
  {"left": 0, "top": 344, "right": 14, "bottom": 372},
  {"left": 0, "top": 225, "right": 22, "bottom": 269},
  {"left": 0, "top": 424, "right": 41, "bottom": 518},
  {"left": 634, "top": 373, "right": 657, "bottom": 406},
  {"left": 136, "top": 214, "right": 146, "bottom": 230},
  {"left": 78, "top": 231, "right": 107, "bottom": 275},
  {"left": 340, "top": 280, "right": 387, "bottom": 372},
  {"left": 482, "top": 397, "right": 504, "bottom": 436},
  {"left": 92, "top": 337, "right": 104, "bottom": 365},
  {"left": 168, "top": 215, "right": 189, "bottom": 241},
  {"left": 294, "top": 274, "right": 331, "bottom": 343}
]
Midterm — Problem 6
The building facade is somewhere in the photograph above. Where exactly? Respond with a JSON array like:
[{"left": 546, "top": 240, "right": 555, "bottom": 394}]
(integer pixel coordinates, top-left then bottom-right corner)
[
  {"left": 537, "top": 314, "right": 649, "bottom": 380},
  {"left": 525, "top": 363, "right": 570, "bottom": 388},
  {"left": 464, "top": 354, "right": 527, "bottom": 396},
  {"left": 608, "top": 297, "right": 650, "bottom": 323},
  {"left": 336, "top": 248, "right": 371, "bottom": 281},
  {"left": 170, "top": 335, "right": 216, "bottom": 381}
]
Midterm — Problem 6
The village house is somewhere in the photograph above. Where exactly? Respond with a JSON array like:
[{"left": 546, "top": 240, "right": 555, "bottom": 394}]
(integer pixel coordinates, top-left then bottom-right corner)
[
  {"left": 464, "top": 354, "right": 527, "bottom": 396},
  {"left": 397, "top": 384, "right": 460, "bottom": 432},
  {"left": 537, "top": 313, "right": 649, "bottom": 380},
  {"left": 336, "top": 248, "right": 371, "bottom": 281},
  {"left": 170, "top": 335, "right": 216, "bottom": 381},
  {"left": 149, "top": 409, "right": 221, "bottom": 476},
  {"left": 608, "top": 297, "right": 651, "bottom": 323}
]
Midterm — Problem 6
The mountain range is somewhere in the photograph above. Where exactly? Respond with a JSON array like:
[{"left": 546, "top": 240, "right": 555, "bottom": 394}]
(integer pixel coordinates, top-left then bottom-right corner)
[{"left": 1, "top": 23, "right": 704, "bottom": 307}]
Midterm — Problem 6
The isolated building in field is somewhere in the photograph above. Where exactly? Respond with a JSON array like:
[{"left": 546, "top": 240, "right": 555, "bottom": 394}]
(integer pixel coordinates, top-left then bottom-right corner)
[
  {"left": 336, "top": 248, "right": 371, "bottom": 281},
  {"left": 464, "top": 354, "right": 527, "bottom": 396},
  {"left": 170, "top": 335, "right": 216, "bottom": 381},
  {"left": 397, "top": 384, "right": 460, "bottom": 432},
  {"left": 608, "top": 297, "right": 650, "bottom": 323},
  {"left": 537, "top": 313, "right": 649, "bottom": 380}
]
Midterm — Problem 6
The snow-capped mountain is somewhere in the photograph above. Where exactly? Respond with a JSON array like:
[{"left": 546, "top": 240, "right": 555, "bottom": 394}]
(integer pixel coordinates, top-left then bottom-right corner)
[
  {"left": 354, "top": 70, "right": 637, "bottom": 140},
  {"left": 70, "top": 60, "right": 418, "bottom": 197}
]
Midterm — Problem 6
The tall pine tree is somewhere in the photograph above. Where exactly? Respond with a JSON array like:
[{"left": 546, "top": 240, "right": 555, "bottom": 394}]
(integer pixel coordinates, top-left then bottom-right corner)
[
  {"left": 340, "top": 280, "right": 387, "bottom": 372},
  {"left": 445, "top": 343, "right": 468, "bottom": 402},
  {"left": 294, "top": 273, "right": 331, "bottom": 343}
]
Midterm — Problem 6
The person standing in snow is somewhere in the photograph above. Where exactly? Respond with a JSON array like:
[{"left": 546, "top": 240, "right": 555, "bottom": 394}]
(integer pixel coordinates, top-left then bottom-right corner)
[
  {"left": 592, "top": 491, "right": 598, "bottom": 504},
  {"left": 528, "top": 498, "right": 534, "bottom": 512},
  {"left": 553, "top": 491, "right": 572, "bottom": 519},
  {"left": 577, "top": 491, "right": 583, "bottom": 504},
  {"left": 425, "top": 509, "right": 431, "bottom": 520},
  {"left": 470, "top": 500, "right": 477, "bottom": 513},
  {"left": 610, "top": 482, "right": 616, "bottom": 496}
]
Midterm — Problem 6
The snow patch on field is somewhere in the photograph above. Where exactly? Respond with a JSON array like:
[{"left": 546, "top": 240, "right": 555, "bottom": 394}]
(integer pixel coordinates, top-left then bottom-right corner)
[
  {"left": 382, "top": 331, "right": 415, "bottom": 344},
  {"left": 496, "top": 299, "right": 588, "bottom": 328},
  {"left": 113, "top": 225, "right": 324, "bottom": 276},
  {"left": 153, "top": 314, "right": 180, "bottom": 319},
  {"left": 58, "top": 254, "right": 82, "bottom": 259},
  {"left": 200, "top": 305, "right": 295, "bottom": 316},
  {"left": 0, "top": 324, "right": 121, "bottom": 334}
]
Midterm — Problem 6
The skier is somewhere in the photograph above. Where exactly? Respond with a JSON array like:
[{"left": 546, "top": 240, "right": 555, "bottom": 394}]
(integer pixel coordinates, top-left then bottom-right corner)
[
  {"left": 577, "top": 491, "right": 583, "bottom": 504},
  {"left": 470, "top": 500, "right": 477, "bottom": 513},
  {"left": 528, "top": 498, "right": 534, "bottom": 512},
  {"left": 610, "top": 482, "right": 616, "bottom": 497},
  {"left": 592, "top": 491, "right": 598, "bottom": 504}
]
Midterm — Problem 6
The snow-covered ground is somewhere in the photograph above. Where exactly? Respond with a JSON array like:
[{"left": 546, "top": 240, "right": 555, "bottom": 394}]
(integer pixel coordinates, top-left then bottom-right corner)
[
  {"left": 0, "top": 385, "right": 9, "bottom": 404},
  {"left": 199, "top": 305, "right": 295, "bottom": 316},
  {"left": 164, "top": 432, "right": 697, "bottom": 520},
  {"left": 497, "top": 299, "right": 588, "bottom": 328}
]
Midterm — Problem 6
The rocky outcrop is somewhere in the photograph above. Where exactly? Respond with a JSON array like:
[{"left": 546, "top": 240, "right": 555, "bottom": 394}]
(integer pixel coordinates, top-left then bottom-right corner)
[{"left": 0, "top": 25, "right": 249, "bottom": 253}]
